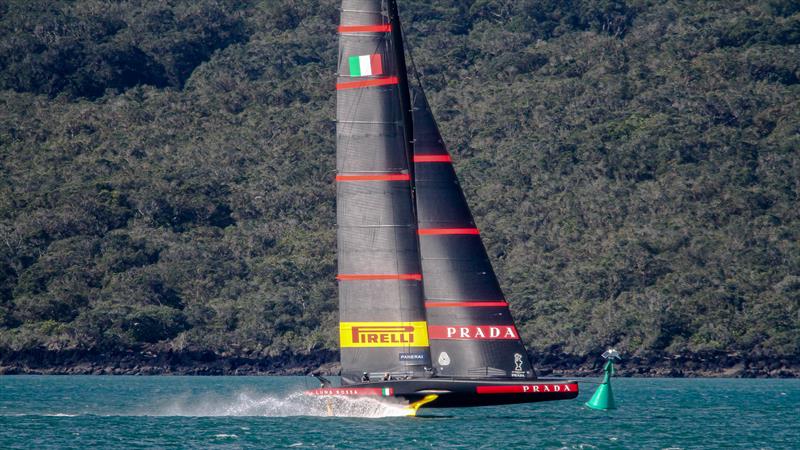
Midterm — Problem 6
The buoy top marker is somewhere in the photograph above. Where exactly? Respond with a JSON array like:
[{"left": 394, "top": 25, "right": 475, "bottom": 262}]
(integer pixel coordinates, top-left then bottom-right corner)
[{"left": 585, "top": 348, "right": 620, "bottom": 411}]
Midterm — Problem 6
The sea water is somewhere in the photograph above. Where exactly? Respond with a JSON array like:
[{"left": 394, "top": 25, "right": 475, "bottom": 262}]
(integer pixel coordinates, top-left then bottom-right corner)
[{"left": 0, "top": 376, "right": 798, "bottom": 449}]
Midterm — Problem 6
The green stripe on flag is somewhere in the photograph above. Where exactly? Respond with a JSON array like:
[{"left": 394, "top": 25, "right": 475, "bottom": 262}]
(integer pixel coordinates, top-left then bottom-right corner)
[{"left": 348, "top": 55, "right": 361, "bottom": 77}]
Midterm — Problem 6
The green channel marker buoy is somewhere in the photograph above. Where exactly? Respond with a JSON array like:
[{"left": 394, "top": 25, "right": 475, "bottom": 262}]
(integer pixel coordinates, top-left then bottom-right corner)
[{"left": 586, "top": 348, "right": 620, "bottom": 411}]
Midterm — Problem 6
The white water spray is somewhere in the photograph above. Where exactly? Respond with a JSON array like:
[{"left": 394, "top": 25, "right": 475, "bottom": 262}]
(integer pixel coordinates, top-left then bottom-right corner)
[{"left": 149, "top": 391, "right": 410, "bottom": 418}]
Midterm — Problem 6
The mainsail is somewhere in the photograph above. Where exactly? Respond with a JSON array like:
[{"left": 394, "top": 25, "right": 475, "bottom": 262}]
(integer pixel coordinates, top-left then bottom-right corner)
[
  {"left": 336, "top": 0, "right": 430, "bottom": 384},
  {"left": 336, "top": 0, "right": 534, "bottom": 383}
]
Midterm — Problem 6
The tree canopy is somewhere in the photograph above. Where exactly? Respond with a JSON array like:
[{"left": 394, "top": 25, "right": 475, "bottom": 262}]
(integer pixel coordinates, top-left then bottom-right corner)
[{"left": 0, "top": 0, "right": 798, "bottom": 371}]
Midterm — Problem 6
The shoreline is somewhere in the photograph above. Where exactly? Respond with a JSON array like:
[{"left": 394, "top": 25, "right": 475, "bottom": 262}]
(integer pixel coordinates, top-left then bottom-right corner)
[{"left": 1, "top": 349, "right": 797, "bottom": 378}]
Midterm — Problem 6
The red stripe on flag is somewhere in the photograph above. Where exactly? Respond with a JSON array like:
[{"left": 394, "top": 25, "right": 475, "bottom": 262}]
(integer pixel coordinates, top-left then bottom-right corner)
[
  {"left": 337, "top": 274, "right": 422, "bottom": 281},
  {"left": 338, "top": 25, "right": 392, "bottom": 33},
  {"left": 336, "top": 174, "right": 410, "bottom": 182},
  {"left": 414, "top": 154, "right": 452, "bottom": 163},
  {"left": 418, "top": 228, "right": 480, "bottom": 235},
  {"left": 336, "top": 77, "right": 399, "bottom": 90},
  {"left": 425, "top": 302, "right": 509, "bottom": 308},
  {"left": 370, "top": 54, "right": 383, "bottom": 75}
]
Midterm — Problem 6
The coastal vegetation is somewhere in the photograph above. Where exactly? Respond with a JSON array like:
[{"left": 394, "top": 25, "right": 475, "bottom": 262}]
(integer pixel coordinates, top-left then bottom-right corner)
[{"left": 1, "top": 0, "right": 798, "bottom": 374}]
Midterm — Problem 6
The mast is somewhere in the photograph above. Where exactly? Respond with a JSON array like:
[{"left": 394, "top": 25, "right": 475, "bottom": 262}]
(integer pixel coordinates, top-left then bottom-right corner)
[{"left": 387, "top": 0, "right": 416, "bottom": 206}]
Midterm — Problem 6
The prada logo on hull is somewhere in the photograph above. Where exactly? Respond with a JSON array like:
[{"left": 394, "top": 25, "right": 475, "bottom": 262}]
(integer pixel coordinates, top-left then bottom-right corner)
[{"left": 476, "top": 383, "right": 579, "bottom": 394}]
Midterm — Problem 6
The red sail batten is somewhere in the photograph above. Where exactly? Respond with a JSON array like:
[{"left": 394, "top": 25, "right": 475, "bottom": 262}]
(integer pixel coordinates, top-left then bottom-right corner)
[
  {"left": 425, "top": 301, "right": 508, "bottom": 308},
  {"left": 337, "top": 274, "right": 423, "bottom": 281},
  {"left": 338, "top": 25, "right": 392, "bottom": 33},
  {"left": 336, "top": 174, "right": 410, "bottom": 182},
  {"left": 414, "top": 154, "right": 452, "bottom": 163},
  {"left": 336, "top": 77, "right": 399, "bottom": 90},
  {"left": 418, "top": 228, "right": 480, "bottom": 235}
]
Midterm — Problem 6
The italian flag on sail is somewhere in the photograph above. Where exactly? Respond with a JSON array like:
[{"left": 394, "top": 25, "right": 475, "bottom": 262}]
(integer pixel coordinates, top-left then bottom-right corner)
[{"left": 348, "top": 54, "right": 383, "bottom": 77}]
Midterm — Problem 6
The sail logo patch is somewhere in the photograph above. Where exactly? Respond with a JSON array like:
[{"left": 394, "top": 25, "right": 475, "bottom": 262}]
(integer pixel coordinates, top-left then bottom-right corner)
[
  {"left": 340, "top": 321, "right": 429, "bottom": 347},
  {"left": 512, "top": 353, "right": 526, "bottom": 378},
  {"left": 428, "top": 325, "right": 519, "bottom": 340},
  {"left": 399, "top": 352, "right": 429, "bottom": 364},
  {"left": 348, "top": 54, "right": 383, "bottom": 77}
]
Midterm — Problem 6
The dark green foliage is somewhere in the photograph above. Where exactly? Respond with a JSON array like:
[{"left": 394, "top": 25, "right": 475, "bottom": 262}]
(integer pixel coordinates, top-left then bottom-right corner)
[
  {"left": 122, "top": 305, "right": 188, "bottom": 343},
  {"left": 0, "top": 0, "right": 798, "bottom": 365},
  {"left": 0, "top": 0, "right": 250, "bottom": 98}
]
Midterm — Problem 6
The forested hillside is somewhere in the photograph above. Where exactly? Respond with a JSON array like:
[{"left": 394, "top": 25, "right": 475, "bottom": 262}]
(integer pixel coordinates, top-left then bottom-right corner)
[{"left": 1, "top": 0, "right": 798, "bottom": 376}]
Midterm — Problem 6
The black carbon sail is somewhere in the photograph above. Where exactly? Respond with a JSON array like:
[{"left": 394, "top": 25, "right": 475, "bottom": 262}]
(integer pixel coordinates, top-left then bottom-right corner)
[
  {"left": 311, "top": 0, "right": 579, "bottom": 410},
  {"left": 411, "top": 87, "right": 535, "bottom": 379},
  {"left": 336, "top": 0, "right": 431, "bottom": 384},
  {"left": 336, "top": 0, "right": 533, "bottom": 383}
]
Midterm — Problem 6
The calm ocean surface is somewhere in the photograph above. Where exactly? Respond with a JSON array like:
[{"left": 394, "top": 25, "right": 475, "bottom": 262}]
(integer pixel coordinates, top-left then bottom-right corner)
[{"left": 1, "top": 376, "right": 797, "bottom": 449}]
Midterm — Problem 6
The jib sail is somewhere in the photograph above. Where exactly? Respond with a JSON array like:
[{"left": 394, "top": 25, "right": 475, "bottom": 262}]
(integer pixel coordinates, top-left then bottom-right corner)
[
  {"left": 336, "top": 0, "right": 431, "bottom": 384},
  {"left": 411, "top": 86, "right": 535, "bottom": 379}
]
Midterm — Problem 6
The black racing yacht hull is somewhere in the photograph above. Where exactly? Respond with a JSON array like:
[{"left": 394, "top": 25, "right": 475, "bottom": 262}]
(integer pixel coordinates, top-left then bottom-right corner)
[{"left": 305, "top": 378, "right": 578, "bottom": 409}]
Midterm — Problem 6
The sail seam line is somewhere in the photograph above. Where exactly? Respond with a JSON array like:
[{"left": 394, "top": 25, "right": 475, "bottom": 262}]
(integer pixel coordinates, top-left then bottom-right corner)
[
  {"left": 339, "top": 225, "right": 415, "bottom": 228},
  {"left": 336, "top": 120, "right": 400, "bottom": 124},
  {"left": 340, "top": 9, "right": 387, "bottom": 14}
]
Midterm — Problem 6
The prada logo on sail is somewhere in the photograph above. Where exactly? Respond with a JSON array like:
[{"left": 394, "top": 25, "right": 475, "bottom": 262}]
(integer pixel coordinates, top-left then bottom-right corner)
[
  {"left": 340, "top": 322, "right": 429, "bottom": 348},
  {"left": 428, "top": 325, "right": 519, "bottom": 340}
]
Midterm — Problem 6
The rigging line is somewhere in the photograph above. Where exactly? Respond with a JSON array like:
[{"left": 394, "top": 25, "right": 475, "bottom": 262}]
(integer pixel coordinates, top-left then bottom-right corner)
[
  {"left": 339, "top": 224, "right": 415, "bottom": 228},
  {"left": 340, "top": 8, "right": 388, "bottom": 14}
]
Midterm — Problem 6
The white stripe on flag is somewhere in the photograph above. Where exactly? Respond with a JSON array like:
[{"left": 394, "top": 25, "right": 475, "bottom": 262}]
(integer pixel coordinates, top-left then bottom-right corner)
[{"left": 359, "top": 55, "right": 372, "bottom": 76}]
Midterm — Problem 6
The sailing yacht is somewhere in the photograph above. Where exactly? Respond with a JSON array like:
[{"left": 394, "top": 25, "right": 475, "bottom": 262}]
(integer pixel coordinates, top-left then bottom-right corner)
[{"left": 305, "top": 0, "right": 578, "bottom": 412}]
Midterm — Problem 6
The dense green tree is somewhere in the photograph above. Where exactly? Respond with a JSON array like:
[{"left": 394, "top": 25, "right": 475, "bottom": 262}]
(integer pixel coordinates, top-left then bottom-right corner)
[{"left": 0, "top": 0, "right": 797, "bottom": 371}]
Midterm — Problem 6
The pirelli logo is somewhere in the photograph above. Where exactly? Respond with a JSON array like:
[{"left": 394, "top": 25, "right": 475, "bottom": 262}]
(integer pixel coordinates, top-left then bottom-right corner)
[{"left": 340, "top": 321, "right": 429, "bottom": 348}]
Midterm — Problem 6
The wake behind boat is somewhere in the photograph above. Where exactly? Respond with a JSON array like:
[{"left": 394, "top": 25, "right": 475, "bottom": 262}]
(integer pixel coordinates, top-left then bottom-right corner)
[{"left": 305, "top": 0, "right": 578, "bottom": 413}]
